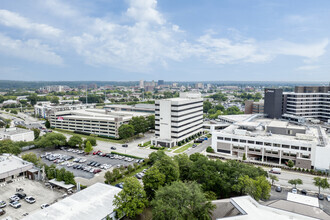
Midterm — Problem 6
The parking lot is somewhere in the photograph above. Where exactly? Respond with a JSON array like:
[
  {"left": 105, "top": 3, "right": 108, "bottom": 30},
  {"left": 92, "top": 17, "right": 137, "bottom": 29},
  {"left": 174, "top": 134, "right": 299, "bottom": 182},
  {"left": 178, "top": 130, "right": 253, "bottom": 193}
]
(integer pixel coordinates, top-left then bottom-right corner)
[
  {"left": 0, "top": 179, "right": 62, "bottom": 220},
  {"left": 36, "top": 148, "right": 139, "bottom": 179},
  {"left": 266, "top": 186, "right": 330, "bottom": 216}
]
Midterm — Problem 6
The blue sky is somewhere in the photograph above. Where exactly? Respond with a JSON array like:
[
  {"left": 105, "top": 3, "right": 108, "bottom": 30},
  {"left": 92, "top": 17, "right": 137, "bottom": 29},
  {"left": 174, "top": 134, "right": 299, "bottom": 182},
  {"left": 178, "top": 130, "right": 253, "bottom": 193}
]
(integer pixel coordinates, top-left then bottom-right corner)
[{"left": 0, "top": 0, "right": 329, "bottom": 81}]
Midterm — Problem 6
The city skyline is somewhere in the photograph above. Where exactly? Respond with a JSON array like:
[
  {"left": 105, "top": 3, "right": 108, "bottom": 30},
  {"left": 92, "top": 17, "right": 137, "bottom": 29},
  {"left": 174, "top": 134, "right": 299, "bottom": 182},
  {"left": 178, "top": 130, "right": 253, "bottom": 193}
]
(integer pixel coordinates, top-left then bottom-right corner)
[{"left": 0, "top": 0, "right": 330, "bottom": 81}]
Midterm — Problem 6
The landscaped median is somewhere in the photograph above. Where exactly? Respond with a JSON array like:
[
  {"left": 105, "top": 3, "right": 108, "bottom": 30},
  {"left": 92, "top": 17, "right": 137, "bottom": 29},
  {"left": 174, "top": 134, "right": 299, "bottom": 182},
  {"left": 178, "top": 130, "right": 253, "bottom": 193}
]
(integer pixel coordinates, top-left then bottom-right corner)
[{"left": 173, "top": 142, "right": 199, "bottom": 153}]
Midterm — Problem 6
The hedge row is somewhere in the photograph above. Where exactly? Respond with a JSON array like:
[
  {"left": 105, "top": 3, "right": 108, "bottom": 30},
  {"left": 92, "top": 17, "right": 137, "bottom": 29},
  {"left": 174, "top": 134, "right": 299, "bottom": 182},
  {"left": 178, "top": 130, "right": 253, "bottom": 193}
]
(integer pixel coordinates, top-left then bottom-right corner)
[
  {"left": 178, "top": 131, "right": 203, "bottom": 146},
  {"left": 110, "top": 151, "right": 143, "bottom": 159}
]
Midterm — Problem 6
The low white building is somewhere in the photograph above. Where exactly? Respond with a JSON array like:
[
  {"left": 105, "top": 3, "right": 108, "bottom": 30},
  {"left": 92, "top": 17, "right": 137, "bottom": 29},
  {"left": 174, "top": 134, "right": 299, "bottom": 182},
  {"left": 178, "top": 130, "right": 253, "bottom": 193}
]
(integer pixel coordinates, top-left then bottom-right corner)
[
  {"left": 34, "top": 103, "right": 96, "bottom": 118},
  {"left": 0, "top": 127, "right": 34, "bottom": 142},
  {"left": 49, "top": 109, "right": 152, "bottom": 139},
  {"left": 212, "top": 117, "right": 330, "bottom": 170},
  {"left": 24, "top": 182, "right": 122, "bottom": 220},
  {"left": 0, "top": 154, "right": 33, "bottom": 182}
]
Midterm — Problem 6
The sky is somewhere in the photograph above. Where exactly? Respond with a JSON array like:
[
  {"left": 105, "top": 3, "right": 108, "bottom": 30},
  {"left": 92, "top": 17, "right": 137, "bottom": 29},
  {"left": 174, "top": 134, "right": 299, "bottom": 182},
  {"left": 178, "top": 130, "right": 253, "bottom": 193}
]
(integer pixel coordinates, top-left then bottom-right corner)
[{"left": 0, "top": 0, "right": 329, "bottom": 82}]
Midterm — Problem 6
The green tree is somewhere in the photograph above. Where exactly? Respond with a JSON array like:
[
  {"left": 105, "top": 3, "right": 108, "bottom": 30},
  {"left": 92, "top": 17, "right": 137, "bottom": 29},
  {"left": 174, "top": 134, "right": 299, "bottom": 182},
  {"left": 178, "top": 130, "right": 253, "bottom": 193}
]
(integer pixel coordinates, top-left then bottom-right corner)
[
  {"left": 56, "top": 168, "right": 66, "bottom": 181},
  {"left": 32, "top": 128, "right": 40, "bottom": 140},
  {"left": 50, "top": 96, "right": 59, "bottom": 104},
  {"left": 242, "top": 153, "right": 247, "bottom": 161},
  {"left": 0, "top": 139, "right": 21, "bottom": 155},
  {"left": 269, "top": 174, "right": 278, "bottom": 186},
  {"left": 118, "top": 124, "right": 135, "bottom": 139},
  {"left": 84, "top": 141, "right": 93, "bottom": 153},
  {"left": 313, "top": 177, "right": 330, "bottom": 195},
  {"left": 45, "top": 120, "right": 50, "bottom": 128},
  {"left": 34, "top": 132, "right": 67, "bottom": 148},
  {"left": 146, "top": 115, "right": 155, "bottom": 129},
  {"left": 113, "top": 177, "right": 148, "bottom": 219},
  {"left": 287, "top": 160, "right": 294, "bottom": 168},
  {"left": 129, "top": 116, "right": 148, "bottom": 134},
  {"left": 203, "top": 100, "right": 212, "bottom": 113},
  {"left": 68, "top": 135, "right": 83, "bottom": 148},
  {"left": 63, "top": 171, "right": 75, "bottom": 185},
  {"left": 27, "top": 93, "right": 38, "bottom": 105},
  {"left": 155, "top": 154, "right": 180, "bottom": 184},
  {"left": 148, "top": 150, "right": 167, "bottom": 165},
  {"left": 288, "top": 178, "right": 303, "bottom": 188},
  {"left": 152, "top": 181, "right": 215, "bottom": 220},
  {"left": 142, "top": 166, "right": 165, "bottom": 200},
  {"left": 206, "top": 146, "right": 215, "bottom": 153},
  {"left": 173, "top": 154, "right": 192, "bottom": 181},
  {"left": 21, "top": 153, "right": 41, "bottom": 166},
  {"left": 83, "top": 137, "right": 97, "bottom": 146}
]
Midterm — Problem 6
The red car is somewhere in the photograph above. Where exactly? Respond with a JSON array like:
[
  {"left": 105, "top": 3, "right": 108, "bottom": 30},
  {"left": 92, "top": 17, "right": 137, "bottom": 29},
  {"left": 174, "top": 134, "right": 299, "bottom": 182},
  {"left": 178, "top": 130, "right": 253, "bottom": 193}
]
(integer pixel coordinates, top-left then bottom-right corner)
[
  {"left": 93, "top": 151, "right": 101, "bottom": 155},
  {"left": 93, "top": 169, "right": 101, "bottom": 174}
]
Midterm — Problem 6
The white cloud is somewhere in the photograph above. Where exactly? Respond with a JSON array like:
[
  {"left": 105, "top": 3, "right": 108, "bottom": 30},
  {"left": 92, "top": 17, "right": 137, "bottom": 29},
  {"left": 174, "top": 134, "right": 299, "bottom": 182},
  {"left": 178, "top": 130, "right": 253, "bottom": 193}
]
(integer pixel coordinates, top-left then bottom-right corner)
[
  {"left": 0, "top": 9, "right": 62, "bottom": 37},
  {"left": 0, "top": 33, "right": 63, "bottom": 65},
  {"left": 126, "top": 0, "right": 165, "bottom": 25},
  {"left": 296, "top": 65, "right": 320, "bottom": 71}
]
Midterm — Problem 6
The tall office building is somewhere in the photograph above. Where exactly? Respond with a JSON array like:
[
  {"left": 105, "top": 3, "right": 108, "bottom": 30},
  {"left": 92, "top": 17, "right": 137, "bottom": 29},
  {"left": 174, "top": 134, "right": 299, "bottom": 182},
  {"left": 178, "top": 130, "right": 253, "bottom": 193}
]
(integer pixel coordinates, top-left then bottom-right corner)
[
  {"left": 139, "top": 80, "right": 144, "bottom": 88},
  {"left": 264, "top": 88, "right": 283, "bottom": 119},
  {"left": 264, "top": 86, "right": 330, "bottom": 122},
  {"left": 153, "top": 92, "right": 203, "bottom": 147},
  {"left": 158, "top": 80, "right": 164, "bottom": 86}
]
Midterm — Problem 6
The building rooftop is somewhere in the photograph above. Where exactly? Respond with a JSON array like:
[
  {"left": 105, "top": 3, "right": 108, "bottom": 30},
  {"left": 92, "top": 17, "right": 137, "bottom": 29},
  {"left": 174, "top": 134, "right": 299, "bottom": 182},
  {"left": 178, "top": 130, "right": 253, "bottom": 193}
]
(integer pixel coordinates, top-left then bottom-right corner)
[
  {"left": 24, "top": 183, "right": 122, "bottom": 220},
  {"left": 0, "top": 127, "right": 33, "bottom": 136},
  {"left": 53, "top": 109, "right": 151, "bottom": 121},
  {"left": 0, "top": 154, "right": 33, "bottom": 177},
  {"left": 212, "top": 196, "right": 318, "bottom": 220}
]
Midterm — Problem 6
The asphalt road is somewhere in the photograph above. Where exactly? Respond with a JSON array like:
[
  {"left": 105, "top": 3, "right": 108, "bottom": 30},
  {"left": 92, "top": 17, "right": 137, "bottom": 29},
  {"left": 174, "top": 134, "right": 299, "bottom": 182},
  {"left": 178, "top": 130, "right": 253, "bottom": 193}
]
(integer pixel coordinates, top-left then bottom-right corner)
[
  {"left": 267, "top": 169, "right": 330, "bottom": 195},
  {"left": 185, "top": 139, "right": 211, "bottom": 156}
]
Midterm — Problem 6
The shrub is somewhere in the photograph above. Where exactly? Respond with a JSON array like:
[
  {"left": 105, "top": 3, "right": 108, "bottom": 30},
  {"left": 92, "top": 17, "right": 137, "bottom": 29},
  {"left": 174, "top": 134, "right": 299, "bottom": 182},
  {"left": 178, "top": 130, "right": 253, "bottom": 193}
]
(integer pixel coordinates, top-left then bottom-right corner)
[{"left": 206, "top": 146, "right": 215, "bottom": 153}]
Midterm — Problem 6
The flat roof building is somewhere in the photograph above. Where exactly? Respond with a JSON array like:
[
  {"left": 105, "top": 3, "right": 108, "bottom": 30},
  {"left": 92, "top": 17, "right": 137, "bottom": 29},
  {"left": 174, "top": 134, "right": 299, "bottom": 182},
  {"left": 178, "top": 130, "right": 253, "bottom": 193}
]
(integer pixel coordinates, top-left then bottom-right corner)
[
  {"left": 0, "top": 154, "right": 33, "bottom": 182},
  {"left": 34, "top": 103, "right": 96, "bottom": 119},
  {"left": 104, "top": 104, "right": 155, "bottom": 113},
  {"left": 211, "top": 117, "right": 330, "bottom": 170},
  {"left": 0, "top": 127, "right": 34, "bottom": 142},
  {"left": 24, "top": 182, "right": 122, "bottom": 220},
  {"left": 212, "top": 196, "right": 322, "bottom": 220},
  {"left": 49, "top": 109, "right": 152, "bottom": 139}
]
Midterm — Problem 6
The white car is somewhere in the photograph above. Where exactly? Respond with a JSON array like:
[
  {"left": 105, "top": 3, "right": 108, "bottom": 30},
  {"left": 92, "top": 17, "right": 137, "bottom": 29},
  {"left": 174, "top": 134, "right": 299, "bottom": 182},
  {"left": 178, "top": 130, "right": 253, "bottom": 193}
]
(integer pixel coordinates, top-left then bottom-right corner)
[
  {"left": 292, "top": 188, "right": 297, "bottom": 194},
  {"left": 10, "top": 201, "right": 21, "bottom": 208},
  {"left": 79, "top": 158, "right": 87, "bottom": 163},
  {"left": 25, "top": 196, "right": 36, "bottom": 204},
  {"left": 327, "top": 195, "right": 330, "bottom": 202},
  {"left": 10, "top": 195, "right": 20, "bottom": 202},
  {"left": 40, "top": 204, "right": 49, "bottom": 209},
  {"left": 0, "top": 201, "right": 6, "bottom": 208},
  {"left": 89, "top": 168, "right": 95, "bottom": 173}
]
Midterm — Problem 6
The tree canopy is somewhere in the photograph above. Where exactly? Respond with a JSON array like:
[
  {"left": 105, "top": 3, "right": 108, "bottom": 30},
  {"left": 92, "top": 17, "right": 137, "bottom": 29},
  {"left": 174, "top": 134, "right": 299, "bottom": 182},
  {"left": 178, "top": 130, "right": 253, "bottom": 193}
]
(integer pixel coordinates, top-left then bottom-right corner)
[
  {"left": 35, "top": 132, "right": 67, "bottom": 148},
  {"left": 151, "top": 181, "right": 215, "bottom": 220},
  {"left": 113, "top": 177, "right": 148, "bottom": 219},
  {"left": 118, "top": 124, "right": 135, "bottom": 139},
  {"left": 68, "top": 135, "right": 83, "bottom": 148}
]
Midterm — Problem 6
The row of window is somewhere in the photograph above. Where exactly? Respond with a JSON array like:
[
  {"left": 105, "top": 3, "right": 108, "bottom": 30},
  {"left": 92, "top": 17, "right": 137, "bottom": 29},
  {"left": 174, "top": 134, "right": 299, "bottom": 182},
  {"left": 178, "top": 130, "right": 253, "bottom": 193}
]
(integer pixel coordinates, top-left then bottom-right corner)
[{"left": 217, "top": 136, "right": 311, "bottom": 151}]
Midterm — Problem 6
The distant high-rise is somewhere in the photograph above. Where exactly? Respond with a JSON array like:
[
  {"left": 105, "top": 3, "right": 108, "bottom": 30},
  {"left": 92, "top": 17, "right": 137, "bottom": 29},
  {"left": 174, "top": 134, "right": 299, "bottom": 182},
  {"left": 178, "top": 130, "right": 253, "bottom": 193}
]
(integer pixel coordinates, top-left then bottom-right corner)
[
  {"left": 264, "top": 88, "right": 283, "bottom": 119},
  {"left": 139, "top": 80, "right": 144, "bottom": 88},
  {"left": 158, "top": 80, "right": 164, "bottom": 86}
]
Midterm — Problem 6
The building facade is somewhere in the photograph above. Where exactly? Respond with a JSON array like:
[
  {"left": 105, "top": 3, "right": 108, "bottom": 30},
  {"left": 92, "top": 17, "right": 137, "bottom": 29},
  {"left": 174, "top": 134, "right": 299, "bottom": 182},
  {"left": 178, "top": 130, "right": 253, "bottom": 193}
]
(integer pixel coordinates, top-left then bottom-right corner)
[
  {"left": 34, "top": 103, "right": 96, "bottom": 119},
  {"left": 264, "top": 86, "right": 330, "bottom": 122},
  {"left": 0, "top": 154, "right": 34, "bottom": 182},
  {"left": 212, "top": 119, "right": 330, "bottom": 170},
  {"left": 153, "top": 92, "right": 203, "bottom": 147},
  {"left": 0, "top": 128, "right": 34, "bottom": 142},
  {"left": 49, "top": 109, "right": 151, "bottom": 139}
]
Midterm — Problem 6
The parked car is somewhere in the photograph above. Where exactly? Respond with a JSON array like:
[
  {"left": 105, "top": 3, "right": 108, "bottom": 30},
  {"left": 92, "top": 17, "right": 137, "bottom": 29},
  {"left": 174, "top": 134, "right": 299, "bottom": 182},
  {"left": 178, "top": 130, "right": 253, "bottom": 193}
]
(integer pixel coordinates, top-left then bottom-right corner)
[
  {"left": 0, "top": 201, "right": 6, "bottom": 208},
  {"left": 269, "top": 168, "right": 281, "bottom": 174},
  {"left": 93, "top": 169, "right": 102, "bottom": 174},
  {"left": 318, "top": 194, "right": 324, "bottom": 200},
  {"left": 275, "top": 186, "right": 282, "bottom": 192},
  {"left": 0, "top": 209, "right": 5, "bottom": 216},
  {"left": 41, "top": 204, "right": 49, "bottom": 209},
  {"left": 10, "top": 195, "right": 20, "bottom": 202},
  {"left": 122, "top": 144, "right": 128, "bottom": 148},
  {"left": 291, "top": 188, "right": 297, "bottom": 194},
  {"left": 25, "top": 196, "right": 36, "bottom": 204},
  {"left": 93, "top": 151, "right": 101, "bottom": 155},
  {"left": 192, "top": 144, "right": 197, "bottom": 148},
  {"left": 115, "top": 182, "right": 124, "bottom": 189},
  {"left": 111, "top": 146, "right": 116, "bottom": 150},
  {"left": 301, "top": 189, "right": 307, "bottom": 195},
  {"left": 10, "top": 201, "right": 21, "bottom": 208}
]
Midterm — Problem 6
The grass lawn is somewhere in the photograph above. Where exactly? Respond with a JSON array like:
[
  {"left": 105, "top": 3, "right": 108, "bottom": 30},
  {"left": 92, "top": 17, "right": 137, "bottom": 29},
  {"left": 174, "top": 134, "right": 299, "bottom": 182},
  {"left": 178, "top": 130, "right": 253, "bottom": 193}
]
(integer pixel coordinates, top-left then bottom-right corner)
[
  {"left": 111, "top": 164, "right": 149, "bottom": 185},
  {"left": 173, "top": 143, "right": 193, "bottom": 153},
  {"left": 53, "top": 128, "right": 126, "bottom": 144}
]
